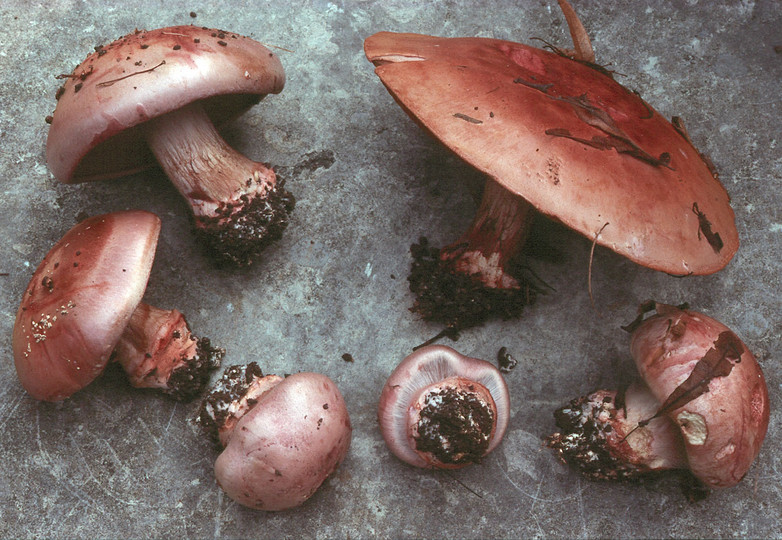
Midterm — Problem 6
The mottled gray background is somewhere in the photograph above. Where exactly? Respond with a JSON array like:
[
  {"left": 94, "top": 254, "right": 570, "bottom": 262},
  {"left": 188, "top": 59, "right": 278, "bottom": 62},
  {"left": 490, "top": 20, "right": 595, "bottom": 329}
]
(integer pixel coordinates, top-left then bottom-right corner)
[{"left": 1, "top": 0, "right": 780, "bottom": 538}]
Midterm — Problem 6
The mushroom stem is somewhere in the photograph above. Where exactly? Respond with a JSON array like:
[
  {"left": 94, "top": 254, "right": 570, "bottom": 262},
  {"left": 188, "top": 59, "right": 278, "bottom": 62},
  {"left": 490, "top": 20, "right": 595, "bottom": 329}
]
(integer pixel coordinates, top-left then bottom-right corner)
[
  {"left": 408, "top": 180, "right": 539, "bottom": 328},
  {"left": 196, "top": 363, "right": 284, "bottom": 447},
  {"left": 144, "top": 101, "right": 295, "bottom": 266},
  {"left": 557, "top": 0, "right": 596, "bottom": 63},
  {"left": 546, "top": 382, "right": 688, "bottom": 481},
  {"left": 442, "top": 180, "right": 535, "bottom": 289},
  {"left": 113, "top": 302, "right": 224, "bottom": 400}
]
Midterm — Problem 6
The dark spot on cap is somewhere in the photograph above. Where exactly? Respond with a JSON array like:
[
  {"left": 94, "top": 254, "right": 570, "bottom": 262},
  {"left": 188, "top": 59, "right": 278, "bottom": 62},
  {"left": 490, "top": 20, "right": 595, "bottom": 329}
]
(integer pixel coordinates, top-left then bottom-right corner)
[{"left": 42, "top": 276, "right": 54, "bottom": 292}]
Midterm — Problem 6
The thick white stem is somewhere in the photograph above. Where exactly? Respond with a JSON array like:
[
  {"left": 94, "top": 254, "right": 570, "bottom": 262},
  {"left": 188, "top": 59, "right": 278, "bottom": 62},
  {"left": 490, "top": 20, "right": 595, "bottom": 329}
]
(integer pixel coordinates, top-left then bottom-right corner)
[{"left": 144, "top": 101, "right": 276, "bottom": 218}]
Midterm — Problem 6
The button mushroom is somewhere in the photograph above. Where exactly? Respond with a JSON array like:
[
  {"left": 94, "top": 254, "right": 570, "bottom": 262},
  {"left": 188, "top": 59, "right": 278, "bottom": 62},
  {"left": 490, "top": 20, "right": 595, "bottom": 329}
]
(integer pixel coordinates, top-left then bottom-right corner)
[
  {"left": 546, "top": 302, "right": 769, "bottom": 493},
  {"left": 12, "top": 210, "right": 223, "bottom": 402},
  {"left": 378, "top": 345, "right": 510, "bottom": 469},
  {"left": 197, "top": 363, "right": 352, "bottom": 511},
  {"left": 364, "top": 1, "right": 737, "bottom": 330},
  {"left": 46, "top": 26, "right": 294, "bottom": 267}
]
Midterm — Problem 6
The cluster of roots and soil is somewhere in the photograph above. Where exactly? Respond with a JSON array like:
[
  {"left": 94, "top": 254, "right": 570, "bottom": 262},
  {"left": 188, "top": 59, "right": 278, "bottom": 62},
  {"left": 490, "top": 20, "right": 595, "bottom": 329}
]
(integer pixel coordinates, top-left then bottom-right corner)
[
  {"left": 196, "top": 177, "right": 296, "bottom": 267},
  {"left": 165, "top": 337, "right": 225, "bottom": 401},
  {"left": 408, "top": 237, "right": 542, "bottom": 331},
  {"left": 545, "top": 392, "right": 643, "bottom": 482},
  {"left": 196, "top": 362, "right": 265, "bottom": 444}
]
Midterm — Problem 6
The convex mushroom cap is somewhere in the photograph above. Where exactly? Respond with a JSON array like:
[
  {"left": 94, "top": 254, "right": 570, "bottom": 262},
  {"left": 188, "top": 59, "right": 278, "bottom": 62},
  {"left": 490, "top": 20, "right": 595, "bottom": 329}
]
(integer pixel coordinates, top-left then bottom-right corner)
[
  {"left": 46, "top": 26, "right": 293, "bottom": 267},
  {"left": 547, "top": 303, "right": 769, "bottom": 490},
  {"left": 12, "top": 210, "right": 223, "bottom": 401},
  {"left": 47, "top": 25, "right": 284, "bottom": 182},
  {"left": 198, "top": 364, "right": 352, "bottom": 511},
  {"left": 629, "top": 304, "right": 769, "bottom": 488},
  {"left": 364, "top": 32, "right": 738, "bottom": 276}
]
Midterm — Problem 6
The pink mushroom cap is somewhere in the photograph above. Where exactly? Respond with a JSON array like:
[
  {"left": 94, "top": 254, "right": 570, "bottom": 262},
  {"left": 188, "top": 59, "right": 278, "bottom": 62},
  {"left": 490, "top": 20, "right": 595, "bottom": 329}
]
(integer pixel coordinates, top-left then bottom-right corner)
[
  {"left": 364, "top": 32, "right": 738, "bottom": 276},
  {"left": 629, "top": 305, "right": 769, "bottom": 488},
  {"left": 12, "top": 210, "right": 159, "bottom": 401},
  {"left": 200, "top": 365, "right": 352, "bottom": 511},
  {"left": 46, "top": 25, "right": 285, "bottom": 183},
  {"left": 378, "top": 345, "right": 510, "bottom": 469}
]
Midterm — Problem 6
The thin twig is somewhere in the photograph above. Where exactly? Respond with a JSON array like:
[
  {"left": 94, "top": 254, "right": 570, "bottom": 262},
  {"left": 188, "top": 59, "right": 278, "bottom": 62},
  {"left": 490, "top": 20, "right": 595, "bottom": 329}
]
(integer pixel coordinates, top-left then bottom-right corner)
[
  {"left": 588, "top": 222, "right": 609, "bottom": 315},
  {"left": 443, "top": 470, "right": 484, "bottom": 499},
  {"left": 96, "top": 60, "right": 166, "bottom": 87},
  {"left": 258, "top": 42, "right": 295, "bottom": 53}
]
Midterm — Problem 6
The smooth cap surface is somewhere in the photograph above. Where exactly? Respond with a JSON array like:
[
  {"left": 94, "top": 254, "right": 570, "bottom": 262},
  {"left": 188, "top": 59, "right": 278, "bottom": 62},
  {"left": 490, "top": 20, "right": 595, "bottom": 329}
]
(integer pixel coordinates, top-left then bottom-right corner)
[
  {"left": 365, "top": 32, "right": 738, "bottom": 275},
  {"left": 12, "top": 210, "right": 161, "bottom": 401},
  {"left": 47, "top": 25, "right": 285, "bottom": 183},
  {"left": 630, "top": 306, "right": 769, "bottom": 488},
  {"left": 214, "top": 372, "right": 352, "bottom": 511}
]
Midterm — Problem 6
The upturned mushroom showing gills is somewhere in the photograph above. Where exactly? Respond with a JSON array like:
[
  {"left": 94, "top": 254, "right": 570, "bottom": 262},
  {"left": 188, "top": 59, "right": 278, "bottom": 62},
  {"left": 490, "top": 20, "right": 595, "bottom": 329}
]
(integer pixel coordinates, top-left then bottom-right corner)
[
  {"left": 46, "top": 26, "right": 294, "bottom": 267},
  {"left": 364, "top": 0, "right": 738, "bottom": 330},
  {"left": 197, "top": 364, "right": 352, "bottom": 511},
  {"left": 12, "top": 210, "right": 223, "bottom": 402},
  {"left": 546, "top": 302, "right": 769, "bottom": 494},
  {"left": 378, "top": 345, "right": 510, "bottom": 469}
]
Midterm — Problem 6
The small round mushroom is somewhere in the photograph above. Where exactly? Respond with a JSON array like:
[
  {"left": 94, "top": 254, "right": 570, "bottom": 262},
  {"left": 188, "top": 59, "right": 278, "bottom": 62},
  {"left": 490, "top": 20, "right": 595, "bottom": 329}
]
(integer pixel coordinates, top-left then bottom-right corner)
[
  {"left": 12, "top": 210, "right": 223, "bottom": 402},
  {"left": 46, "top": 26, "right": 294, "bottom": 266},
  {"left": 197, "top": 363, "right": 352, "bottom": 511},
  {"left": 546, "top": 302, "right": 769, "bottom": 492},
  {"left": 364, "top": 1, "right": 738, "bottom": 329},
  {"left": 378, "top": 345, "right": 510, "bottom": 469}
]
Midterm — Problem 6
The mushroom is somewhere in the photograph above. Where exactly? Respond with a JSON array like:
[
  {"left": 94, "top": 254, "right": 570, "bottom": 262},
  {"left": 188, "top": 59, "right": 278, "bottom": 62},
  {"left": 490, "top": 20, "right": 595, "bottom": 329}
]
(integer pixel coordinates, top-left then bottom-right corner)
[
  {"left": 378, "top": 345, "right": 510, "bottom": 469},
  {"left": 197, "top": 363, "right": 352, "bottom": 511},
  {"left": 12, "top": 210, "right": 223, "bottom": 402},
  {"left": 46, "top": 26, "right": 294, "bottom": 267},
  {"left": 364, "top": 1, "right": 737, "bottom": 330},
  {"left": 546, "top": 302, "right": 769, "bottom": 492}
]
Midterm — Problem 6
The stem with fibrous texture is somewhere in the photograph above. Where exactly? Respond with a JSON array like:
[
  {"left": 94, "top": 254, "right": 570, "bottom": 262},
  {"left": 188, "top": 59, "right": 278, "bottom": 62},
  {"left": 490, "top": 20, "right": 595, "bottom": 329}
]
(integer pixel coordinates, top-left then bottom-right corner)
[
  {"left": 113, "top": 302, "right": 224, "bottom": 400},
  {"left": 408, "top": 180, "right": 539, "bottom": 329},
  {"left": 144, "top": 101, "right": 294, "bottom": 266},
  {"left": 441, "top": 180, "right": 535, "bottom": 289},
  {"left": 546, "top": 382, "right": 688, "bottom": 481}
]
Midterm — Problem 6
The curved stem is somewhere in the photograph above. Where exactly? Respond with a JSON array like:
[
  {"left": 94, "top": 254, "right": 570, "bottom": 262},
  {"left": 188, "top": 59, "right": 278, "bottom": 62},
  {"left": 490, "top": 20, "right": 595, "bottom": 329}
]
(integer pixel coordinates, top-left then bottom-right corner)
[
  {"left": 143, "top": 101, "right": 295, "bottom": 266},
  {"left": 144, "top": 101, "right": 277, "bottom": 219},
  {"left": 547, "top": 382, "right": 688, "bottom": 481},
  {"left": 557, "top": 0, "right": 595, "bottom": 63}
]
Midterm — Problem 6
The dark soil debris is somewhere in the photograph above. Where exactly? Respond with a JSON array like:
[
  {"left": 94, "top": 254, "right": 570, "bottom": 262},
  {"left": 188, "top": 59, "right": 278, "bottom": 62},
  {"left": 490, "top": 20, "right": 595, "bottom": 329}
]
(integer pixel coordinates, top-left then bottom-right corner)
[
  {"left": 414, "top": 386, "right": 495, "bottom": 466},
  {"left": 196, "top": 176, "right": 295, "bottom": 267},
  {"left": 408, "top": 237, "right": 539, "bottom": 330}
]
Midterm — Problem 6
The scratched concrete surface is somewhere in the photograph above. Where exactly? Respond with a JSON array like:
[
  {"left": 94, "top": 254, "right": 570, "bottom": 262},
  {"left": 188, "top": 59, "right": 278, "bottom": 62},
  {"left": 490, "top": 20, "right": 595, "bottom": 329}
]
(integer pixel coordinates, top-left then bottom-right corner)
[{"left": 0, "top": 0, "right": 780, "bottom": 538}]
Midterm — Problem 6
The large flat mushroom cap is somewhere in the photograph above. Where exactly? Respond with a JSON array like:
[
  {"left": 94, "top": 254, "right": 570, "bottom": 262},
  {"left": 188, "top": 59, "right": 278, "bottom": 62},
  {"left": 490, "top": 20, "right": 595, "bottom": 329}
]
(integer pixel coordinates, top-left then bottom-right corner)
[
  {"left": 365, "top": 32, "right": 738, "bottom": 275},
  {"left": 12, "top": 210, "right": 160, "bottom": 401},
  {"left": 47, "top": 25, "right": 285, "bottom": 183}
]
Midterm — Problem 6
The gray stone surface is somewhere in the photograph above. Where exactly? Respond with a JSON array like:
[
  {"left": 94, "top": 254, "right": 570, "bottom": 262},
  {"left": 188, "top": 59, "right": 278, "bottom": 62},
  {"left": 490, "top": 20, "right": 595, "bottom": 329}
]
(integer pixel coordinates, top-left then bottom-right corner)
[{"left": 0, "top": 0, "right": 780, "bottom": 537}]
